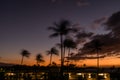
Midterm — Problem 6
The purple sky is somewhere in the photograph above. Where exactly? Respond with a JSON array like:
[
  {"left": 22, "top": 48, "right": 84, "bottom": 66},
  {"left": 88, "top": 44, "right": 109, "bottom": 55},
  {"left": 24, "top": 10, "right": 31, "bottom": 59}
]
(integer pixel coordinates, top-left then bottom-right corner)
[{"left": 0, "top": 0, "right": 120, "bottom": 65}]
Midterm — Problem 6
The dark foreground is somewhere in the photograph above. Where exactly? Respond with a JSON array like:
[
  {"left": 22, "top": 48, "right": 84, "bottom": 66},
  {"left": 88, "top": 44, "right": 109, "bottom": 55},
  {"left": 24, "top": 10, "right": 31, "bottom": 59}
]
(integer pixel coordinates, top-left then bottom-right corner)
[{"left": 0, "top": 65, "right": 120, "bottom": 80}]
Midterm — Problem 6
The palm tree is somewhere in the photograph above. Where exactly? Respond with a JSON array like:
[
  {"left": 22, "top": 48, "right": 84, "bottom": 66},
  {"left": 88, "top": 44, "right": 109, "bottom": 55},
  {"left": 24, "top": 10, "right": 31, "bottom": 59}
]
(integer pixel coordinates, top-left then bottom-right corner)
[
  {"left": 91, "top": 39, "right": 102, "bottom": 69},
  {"left": 91, "top": 39, "right": 102, "bottom": 79},
  {"left": 36, "top": 53, "right": 44, "bottom": 66},
  {"left": 35, "top": 53, "right": 44, "bottom": 80},
  {"left": 20, "top": 49, "right": 31, "bottom": 65},
  {"left": 46, "top": 47, "right": 59, "bottom": 65},
  {"left": 63, "top": 38, "right": 77, "bottom": 58},
  {"left": 82, "top": 39, "right": 102, "bottom": 79},
  {"left": 63, "top": 38, "right": 77, "bottom": 66},
  {"left": 48, "top": 19, "right": 74, "bottom": 78}
]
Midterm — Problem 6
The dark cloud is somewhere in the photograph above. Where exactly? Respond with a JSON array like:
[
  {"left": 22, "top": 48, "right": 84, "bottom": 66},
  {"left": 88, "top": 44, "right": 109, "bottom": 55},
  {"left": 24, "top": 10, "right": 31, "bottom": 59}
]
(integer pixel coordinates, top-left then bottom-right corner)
[
  {"left": 105, "top": 11, "right": 120, "bottom": 38},
  {"left": 76, "top": 31, "right": 93, "bottom": 39},
  {"left": 70, "top": 11, "right": 120, "bottom": 61},
  {"left": 75, "top": 31, "right": 93, "bottom": 43},
  {"left": 69, "top": 54, "right": 106, "bottom": 61},
  {"left": 80, "top": 33, "right": 120, "bottom": 56},
  {"left": 82, "top": 11, "right": 120, "bottom": 55}
]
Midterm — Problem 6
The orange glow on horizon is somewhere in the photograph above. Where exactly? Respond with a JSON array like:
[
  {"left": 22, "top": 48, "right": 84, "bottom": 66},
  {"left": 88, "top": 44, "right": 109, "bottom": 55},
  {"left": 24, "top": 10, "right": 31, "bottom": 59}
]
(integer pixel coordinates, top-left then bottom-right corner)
[{"left": 1, "top": 56, "right": 120, "bottom": 67}]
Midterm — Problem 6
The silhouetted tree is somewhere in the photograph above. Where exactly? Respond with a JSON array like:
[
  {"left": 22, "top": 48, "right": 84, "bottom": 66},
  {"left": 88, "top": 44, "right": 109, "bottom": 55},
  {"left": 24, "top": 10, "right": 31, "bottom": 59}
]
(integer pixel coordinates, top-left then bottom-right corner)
[
  {"left": 90, "top": 39, "right": 102, "bottom": 70},
  {"left": 36, "top": 53, "right": 44, "bottom": 66},
  {"left": 82, "top": 39, "right": 102, "bottom": 79},
  {"left": 46, "top": 47, "right": 59, "bottom": 65},
  {"left": 20, "top": 49, "right": 31, "bottom": 65},
  {"left": 35, "top": 53, "right": 44, "bottom": 80},
  {"left": 63, "top": 38, "right": 77, "bottom": 60},
  {"left": 48, "top": 19, "right": 72, "bottom": 78}
]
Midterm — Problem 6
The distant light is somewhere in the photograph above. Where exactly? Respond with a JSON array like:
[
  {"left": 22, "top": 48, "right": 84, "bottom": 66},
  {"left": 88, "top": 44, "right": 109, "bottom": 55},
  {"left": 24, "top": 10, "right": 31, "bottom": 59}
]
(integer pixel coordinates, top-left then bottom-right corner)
[
  {"left": 88, "top": 73, "right": 91, "bottom": 78},
  {"left": 76, "top": 73, "right": 82, "bottom": 75},
  {"left": 0, "top": 68, "right": 3, "bottom": 71},
  {"left": 68, "top": 73, "right": 72, "bottom": 79},
  {"left": 104, "top": 73, "right": 107, "bottom": 78},
  {"left": 98, "top": 73, "right": 104, "bottom": 76},
  {"left": 7, "top": 72, "right": 15, "bottom": 76}
]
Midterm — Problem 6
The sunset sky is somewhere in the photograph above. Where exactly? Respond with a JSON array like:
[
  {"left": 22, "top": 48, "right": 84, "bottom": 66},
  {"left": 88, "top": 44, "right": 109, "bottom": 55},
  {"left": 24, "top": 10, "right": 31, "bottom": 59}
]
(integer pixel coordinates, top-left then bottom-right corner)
[{"left": 0, "top": 0, "right": 120, "bottom": 66}]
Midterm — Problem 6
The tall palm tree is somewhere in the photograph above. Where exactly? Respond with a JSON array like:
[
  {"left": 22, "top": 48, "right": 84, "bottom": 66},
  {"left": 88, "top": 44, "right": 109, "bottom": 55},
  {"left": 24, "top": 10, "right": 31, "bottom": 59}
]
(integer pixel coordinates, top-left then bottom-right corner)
[
  {"left": 48, "top": 19, "right": 74, "bottom": 78},
  {"left": 91, "top": 39, "right": 102, "bottom": 69},
  {"left": 36, "top": 53, "right": 44, "bottom": 66},
  {"left": 20, "top": 49, "right": 31, "bottom": 65},
  {"left": 82, "top": 39, "right": 102, "bottom": 79},
  {"left": 91, "top": 39, "right": 102, "bottom": 79},
  {"left": 46, "top": 47, "right": 59, "bottom": 65}
]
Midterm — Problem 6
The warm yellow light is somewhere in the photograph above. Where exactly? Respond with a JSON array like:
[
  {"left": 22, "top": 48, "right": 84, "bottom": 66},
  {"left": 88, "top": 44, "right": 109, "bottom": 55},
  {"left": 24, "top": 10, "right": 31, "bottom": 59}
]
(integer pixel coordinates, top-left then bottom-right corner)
[
  {"left": 76, "top": 73, "right": 82, "bottom": 75},
  {"left": 7, "top": 72, "right": 15, "bottom": 76},
  {"left": 98, "top": 73, "right": 104, "bottom": 76},
  {"left": 88, "top": 73, "right": 91, "bottom": 78}
]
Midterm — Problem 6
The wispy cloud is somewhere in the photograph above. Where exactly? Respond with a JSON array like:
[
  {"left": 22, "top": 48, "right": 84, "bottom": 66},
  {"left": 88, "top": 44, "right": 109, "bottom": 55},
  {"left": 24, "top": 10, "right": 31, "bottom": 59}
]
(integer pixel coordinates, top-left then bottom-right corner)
[
  {"left": 50, "top": 0, "right": 90, "bottom": 7},
  {"left": 91, "top": 16, "right": 107, "bottom": 29},
  {"left": 76, "top": 0, "right": 90, "bottom": 7},
  {"left": 69, "top": 54, "right": 106, "bottom": 61}
]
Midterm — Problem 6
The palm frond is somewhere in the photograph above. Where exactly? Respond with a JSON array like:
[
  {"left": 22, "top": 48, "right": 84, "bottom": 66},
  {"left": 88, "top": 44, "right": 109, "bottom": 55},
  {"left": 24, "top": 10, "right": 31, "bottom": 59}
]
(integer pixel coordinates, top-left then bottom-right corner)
[
  {"left": 46, "top": 47, "right": 59, "bottom": 56},
  {"left": 49, "top": 33, "right": 59, "bottom": 38},
  {"left": 48, "top": 26, "right": 58, "bottom": 31},
  {"left": 36, "top": 53, "right": 44, "bottom": 63},
  {"left": 21, "top": 49, "right": 31, "bottom": 58}
]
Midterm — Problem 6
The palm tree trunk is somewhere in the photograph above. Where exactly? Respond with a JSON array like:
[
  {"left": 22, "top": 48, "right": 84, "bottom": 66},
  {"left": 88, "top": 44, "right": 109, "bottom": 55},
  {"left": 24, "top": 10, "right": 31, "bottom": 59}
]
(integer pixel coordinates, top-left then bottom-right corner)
[
  {"left": 21, "top": 56, "right": 24, "bottom": 65},
  {"left": 96, "top": 49, "right": 99, "bottom": 80},
  {"left": 37, "top": 61, "right": 39, "bottom": 66},
  {"left": 97, "top": 50, "right": 99, "bottom": 69},
  {"left": 67, "top": 48, "right": 70, "bottom": 74},
  {"left": 60, "top": 34, "right": 64, "bottom": 79},
  {"left": 63, "top": 45, "right": 66, "bottom": 65},
  {"left": 68, "top": 48, "right": 70, "bottom": 59},
  {"left": 67, "top": 48, "right": 70, "bottom": 66},
  {"left": 50, "top": 54, "right": 52, "bottom": 65}
]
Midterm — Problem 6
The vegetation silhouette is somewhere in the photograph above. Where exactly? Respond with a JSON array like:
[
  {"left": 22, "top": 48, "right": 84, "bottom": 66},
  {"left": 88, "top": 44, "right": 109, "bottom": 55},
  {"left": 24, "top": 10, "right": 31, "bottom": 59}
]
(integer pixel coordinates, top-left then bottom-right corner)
[
  {"left": 63, "top": 37, "right": 77, "bottom": 59},
  {"left": 36, "top": 53, "right": 45, "bottom": 66},
  {"left": 46, "top": 47, "right": 59, "bottom": 65},
  {"left": 20, "top": 49, "right": 31, "bottom": 65},
  {"left": 48, "top": 19, "right": 74, "bottom": 79},
  {"left": 35, "top": 53, "right": 45, "bottom": 80},
  {"left": 82, "top": 39, "right": 103, "bottom": 79}
]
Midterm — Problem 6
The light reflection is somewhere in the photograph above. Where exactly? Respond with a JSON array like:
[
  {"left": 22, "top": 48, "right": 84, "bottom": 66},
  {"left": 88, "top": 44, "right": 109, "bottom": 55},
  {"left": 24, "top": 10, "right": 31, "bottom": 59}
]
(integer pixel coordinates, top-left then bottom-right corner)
[
  {"left": 6, "top": 72, "right": 15, "bottom": 76},
  {"left": 3, "top": 72, "right": 110, "bottom": 80},
  {"left": 69, "top": 72, "right": 110, "bottom": 80}
]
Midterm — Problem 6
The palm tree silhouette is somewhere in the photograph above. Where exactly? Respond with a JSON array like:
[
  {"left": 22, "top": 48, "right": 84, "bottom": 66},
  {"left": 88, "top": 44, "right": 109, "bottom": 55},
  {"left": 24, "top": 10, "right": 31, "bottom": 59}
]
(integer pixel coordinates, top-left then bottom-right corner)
[
  {"left": 35, "top": 53, "right": 44, "bottom": 80},
  {"left": 90, "top": 39, "right": 102, "bottom": 69},
  {"left": 63, "top": 38, "right": 77, "bottom": 75},
  {"left": 46, "top": 47, "right": 59, "bottom": 65},
  {"left": 83, "top": 39, "right": 102, "bottom": 79},
  {"left": 48, "top": 19, "right": 72, "bottom": 78},
  {"left": 63, "top": 38, "right": 77, "bottom": 57},
  {"left": 20, "top": 49, "right": 31, "bottom": 65},
  {"left": 92, "top": 39, "right": 102, "bottom": 79},
  {"left": 36, "top": 53, "right": 44, "bottom": 66}
]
